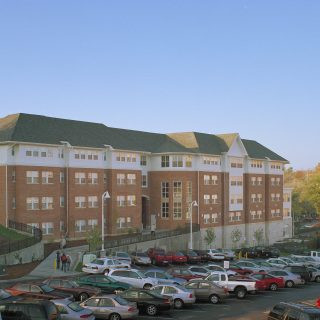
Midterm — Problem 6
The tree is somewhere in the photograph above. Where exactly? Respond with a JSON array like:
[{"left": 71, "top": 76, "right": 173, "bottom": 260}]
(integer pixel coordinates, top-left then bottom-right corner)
[
  {"left": 86, "top": 227, "right": 102, "bottom": 252},
  {"left": 253, "top": 228, "right": 264, "bottom": 246},
  {"left": 304, "top": 173, "right": 320, "bottom": 214},
  {"left": 204, "top": 228, "right": 216, "bottom": 248},
  {"left": 231, "top": 228, "right": 242, "bottom": 249}
]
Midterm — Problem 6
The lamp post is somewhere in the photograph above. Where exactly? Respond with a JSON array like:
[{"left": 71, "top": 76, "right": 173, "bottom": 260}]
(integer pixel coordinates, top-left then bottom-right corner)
[
  {"left": 101, "top": 191, "right": 110, "bottom": 253},
  {"left": 189, "top": 200, "right": 198, "bottom": 250}
]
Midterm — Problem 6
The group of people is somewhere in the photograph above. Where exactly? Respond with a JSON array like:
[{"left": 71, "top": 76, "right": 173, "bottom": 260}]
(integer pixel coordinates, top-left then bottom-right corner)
[{"left": 56, "top": 251, "right": 72, "bottom": 272}]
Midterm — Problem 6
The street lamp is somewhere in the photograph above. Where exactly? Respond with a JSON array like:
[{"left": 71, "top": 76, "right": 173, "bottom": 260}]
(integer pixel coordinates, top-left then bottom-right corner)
[
  {"left": 101, "top": 191, "right": 110, "bottom": 253},
  {"left": 189, "top": 200, "right": 198, "bottom": 250}
]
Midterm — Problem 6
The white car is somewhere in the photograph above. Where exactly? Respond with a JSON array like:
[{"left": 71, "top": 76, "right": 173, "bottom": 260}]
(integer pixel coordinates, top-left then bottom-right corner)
[
  {"left": 206, "top": 249, "right": 225, "bottom": 261},
  {"left": 151, "top": 284, "right": 196, "bottom": 309},
  {"left": 218, "top": 249, "right": 235, "bottom": 260},
  {"left": 82, "top": 258, "right": 130, "bottom": 274},
  {"left": 108, "top": 269, "right": 157, "bottom": 289}
]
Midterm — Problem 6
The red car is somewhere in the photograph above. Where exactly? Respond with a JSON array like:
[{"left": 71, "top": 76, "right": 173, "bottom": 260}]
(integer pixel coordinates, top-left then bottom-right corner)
[
  {"left": 250, "top": 272, "right": 285, "bottom": 291},
  {"left": 147, "top": 248, "right": 172, "bottom": 266},
  {"left": 230, "top": 274, "right": 267, "bottom": 291},
  {"left": 229, "top": 264, "right": 253, "bottom": 276},
  {"left": 167, "top": 267, "right": 203, "bottom": 281},
  {"left": 167, "top": 251, "right": 188, "bottom": 264}
]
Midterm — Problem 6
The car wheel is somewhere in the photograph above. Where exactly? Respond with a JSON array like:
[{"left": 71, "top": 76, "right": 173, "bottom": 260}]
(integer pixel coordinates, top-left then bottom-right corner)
[
  {"left": 315, "top": 276, "right": 320, "bottom": 283},
  {"left": 235, "top": 287, "right": 246, "bottom": 299},
  {"left": 174, "top": 298, "right": 184, "bottom": 309},
  {"left": 146, "top": 304, "right": 157, "bottom": 316},
  {"left": 209, "top": 294, "right": 220, "bottom": 304},
  {"left": 104, "top": 268, "right": 110, "bottom": 275},
  {"left": 269, "top": 283, "right": 278, "bottom": 291},
  {"left": 79, "top": 292, "right": 89, "bottom": 301},
  {"left": 285, "top": 280, "right": 294, "bottom": 288},
  {"left": 143, "top": 283, "right": 152, "bottom": 290},
  {"left": 109, "top": 313, "right": 121, "bottom": 320}
]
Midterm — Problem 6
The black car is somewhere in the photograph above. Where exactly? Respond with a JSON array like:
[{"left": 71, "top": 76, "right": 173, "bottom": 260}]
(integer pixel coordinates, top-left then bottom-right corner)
[
  {"left": 268, "top": 302, "right": 320, "bottom": 320},
  {"left": 180, "top": 251, "right": 202, "bottom": 264},
  {"left": 0, "top": 299, "right": 61, "bottom": 320},
  {"left": 283, "top": 265, "right": 311, "bottom": 283},
  {"left": 118, "top": 288, "right": 173, "bottom": 316},
  {"left": 254, "top": 246, "right": 280, "bottom": 259},
  {"left": 193, "top": 250, "right": 212, "bottom": 262}
]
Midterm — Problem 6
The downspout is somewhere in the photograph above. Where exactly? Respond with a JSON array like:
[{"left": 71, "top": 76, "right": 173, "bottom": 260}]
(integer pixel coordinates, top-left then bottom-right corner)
[{"left": 5, "top": 164, "right": 8, "bottom": 227}]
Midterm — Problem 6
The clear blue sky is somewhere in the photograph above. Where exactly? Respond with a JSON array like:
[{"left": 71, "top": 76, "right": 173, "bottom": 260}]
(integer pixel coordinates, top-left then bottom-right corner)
[{"left": 0, "top": 1, "right": 319, "bottom": 169}]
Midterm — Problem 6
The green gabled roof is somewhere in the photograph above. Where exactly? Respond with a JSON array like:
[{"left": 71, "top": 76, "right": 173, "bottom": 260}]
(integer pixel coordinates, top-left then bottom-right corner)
[{"left": 242, "top": 139, "right": 288, "bottom": 162}]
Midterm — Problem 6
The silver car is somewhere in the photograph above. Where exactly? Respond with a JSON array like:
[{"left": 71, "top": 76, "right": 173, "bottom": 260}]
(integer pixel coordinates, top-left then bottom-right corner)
[
  {"left": 112, "top": 252, "right": 132, "bottom": 266},
  {"left": 131, "top": 252, "right": 151, "bottom": 266},
  {"left": 80, "top": 295, "right": 139, "bottom": 320},
  {"left": 268, "top": 270, "right": 304, "bottom": 288},
  {"left": 307, "top": 267, "right": 320, "bottom": 282},
  {"left": 54, "top": 300, "right": 95, "bottom": 320},
  {"left": 151, "top": 284, "right": 195, "bottom": 309}
]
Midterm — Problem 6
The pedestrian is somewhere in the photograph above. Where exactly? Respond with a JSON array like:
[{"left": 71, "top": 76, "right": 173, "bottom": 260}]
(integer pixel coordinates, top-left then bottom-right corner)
[
  {"left": 56, "top": 251, "right": 60, "bottom": 270},
  {"left": 61, "top": 253, "right": 67, "bottom": 272},
  {"left": 66, "top": 254, "right": 72, "bottom": 271}
]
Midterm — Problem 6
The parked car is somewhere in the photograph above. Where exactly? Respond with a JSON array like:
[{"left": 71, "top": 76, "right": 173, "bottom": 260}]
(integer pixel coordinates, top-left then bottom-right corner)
[
  {"left": 291, "top": 255, "right": 320, "bottom": 267},
  {"left": 234, "top": 260, "right": 273, "bottom": 273},
  {"left": 249, "top": 272, "right": 285, "bottom": 291},
  {"left": 185, "top": 279, "right": 229, "bottom": 304},
  {"left": 166, "top": 251, "right": 188, "bottom": 264},
  {"left": 82, "top": 258, "right": 130, "bottom": 274},
  {"left": 283, "top": 265, "right": 311, "bottom": 283},
  {"left": 307, "top": 267, "right": 320, "bottom": 282},
  {"left": 147, "top": 248, "right": 172, "bottom": 266},
  {"left": 206, "top": 249, "right": 225, "bottom": 261},
  {"left": 167, "top": 267, "right": 203, "bottom": 281},
  {"left": 144, "top": 269, "right": 187, "bottom": 285},
  {"left": 205, "top": 271, "right": 257, "bottom": 299},
  {"left": 268, "top": 270, "right": 305, "bottom": 288},
  {"left": 0, "top": 300, "right": 61, "bottom": 320},
  {"left": 118, "top": 288, "right": 173, "bottom": 316},
  {"left": 43, "top": 279, "right": 101, "bottom": 301},
  {"left": 111, "top": 252, "right": 132, "bottom": 265},
  {"left": 131, "top": 252, "right": 151, "bottom": 266},
  {"left": 6, "top": 283, "right": 73, "bottom": 301},
  {"left": 254, "top": 247, "right": 280, "bottom": 259},
  {"left": 151, "top": 284, "right": 195, "bottom": 309},
  {"left": 180, "top": 250, "right": 202, "bottom": 264},
  {"left": 53, "top": 299, "right": 95, "bottom": 320},
  {"left": 268, "top": 302, "right": 320, "bottom": 320},
  {"left": 236, "top": 247, "right": 259, "bottom": 259},
  {"left": 193, "top": 250, "right": 212, "bottom": 262},
  {"left": 217, "top": 249, "right": 235, "bottom": 260},
  {"left": 205, "top": 264, "right": 237, "bottom": 276},
  {"left": 267, "top": 258, "right": 290, "bottom": 268},
  {"left": 0, "top": 289, "right": 53, "bottom": 302},
  {"left": 188, "top": 266, "right": 211, "bottom": 277},
  {"left": 279, "top": 256, "right": 304, "bottom": 266},
  {"left": 228, "top": 263, "right": 253, "bottom": 276},
  {"left": 80, "top": 294, "right": 139, "bottom": 320},
  {"left": 76, "top": 275, "right": 131, "bottom": 293},
  {"left": 108, "top": 269, "right": 157, "bottom": 289}
]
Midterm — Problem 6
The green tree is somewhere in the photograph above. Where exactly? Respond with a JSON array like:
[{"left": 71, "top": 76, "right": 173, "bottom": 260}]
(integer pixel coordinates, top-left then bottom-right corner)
[
  {"left": 304, "top": 173, "right": 320, "bottom": 214},
  {"left": 204, "top": 228, "right": 216, "bottom": 248},
  {"left": 253, "top": 228, "right": 264, "bottom": 246},
  {"left": 86, "top": 227, "right": 102, "bottom": 252},
  {"left": 231, "top": 228, "right": 242, "bottom": 249}
]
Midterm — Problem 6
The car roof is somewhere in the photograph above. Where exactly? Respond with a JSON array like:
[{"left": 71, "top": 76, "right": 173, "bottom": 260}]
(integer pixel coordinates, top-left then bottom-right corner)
[{"left": 277, "top": 302, "right": 320, "bottom": 314}]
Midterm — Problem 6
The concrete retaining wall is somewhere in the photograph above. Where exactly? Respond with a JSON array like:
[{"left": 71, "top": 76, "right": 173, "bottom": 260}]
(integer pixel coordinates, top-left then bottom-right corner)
[{"left": 0, "top": 242, "right": 44, "bottom": 265}]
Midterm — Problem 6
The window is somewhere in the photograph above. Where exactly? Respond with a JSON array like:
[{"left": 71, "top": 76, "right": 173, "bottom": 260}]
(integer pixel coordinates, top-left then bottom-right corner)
[
  {"left": 204, "top": 214, "right": 210, "bottom": 224},
  {"left": 230, "top": 158, "right": 243, "bottom": 168},
  {"left": 251, "top": 160, "right": 263, "bottom": 168},
  {"left": 116, "top": 217, "right": 126, "bottom": 229},
  {"left": 276, "top": 193, "right": 281, "bottom": 201},
  {"left": 42, "top": 171, "right": 53, "bottom": 184},
  {"left": 26, "top": 197, "right": 39, "bottom": 210},
  {"left": 116, "top": 152, "right": 126, "bottom": 162},
  {"left": 212, "top": 194, "right": 218, "bottom": 204},
  {"left": 60, "top": 172, "right": 65, "bottom": 183},
  {"left": 271, "top": 209, "right": 281, "bottom": 217},
  {"left": 204, "top": 194, "right": 210, "bottom": 205},
  {"left": 204, "top": 175, "right": 218, "bottom": 185},
  {"left": 251, "top": 194, "right": 256, "bottom": 203},
  {"left": 42, "top": 197, "right": 53, "bottom": 210},
  {"left": 127, "top": 174, "right": 136, "bottom": 185},
  {"left": 117, "top": 196, "right": 126, "bottom": 207},
  {"left": 60, "top": 196, "right": 65, "bottom": 207},
  {"left": 126, "top": 153, "right": 136, "bottom": 162},
  {"left": 276, "top": 177, "right": 281, "bottom": 185},
  {"left": 88, "top": 219, "right": 98, "bottom": 230},
  {"left": 173, "top": 202, "right": 182, "bottom": 219},
  {"left": 185, "top": 156, "right": 192, "bottom": 167},
  {"left": 283, "top": 208, "right": 291, "bottom": 217},
  {"left": 42, "top": 222, "right": 54, "bottom": 235},
  {"left": 88, "top": 196, "right": 98, "bottom": 208},
  {"left": 271, "top": 162, "right": 282, "bottom": 170},
  {"left": 12, "top": 197, "right": 16, "bottom": 209},
  {"left": 26, "top": 171, "right": 39, "bottom": 184},
  {"left": 140, "top": 155, "right": 147, "bottom": 166},
  {"left": 161, "top": 155, "right": 170, "bottom": 168},
  {"left": 257, "top": 210, "right": 262, "bottom": 219},
  {"left": 257, "top": 177, "right": 263, "bottom": 185},
  {"left": 251, "top": 177, "right": 256, "bottom": 186},
  {"left": 230, "top": 176, "right": 243, "bottom": 186},
  {"left": 142, "top": 174, "right": 148, "bottom": 187},
  {"left": 271, "top": 177, "right": 275, "bottom": 186},
  {"left": 33, "top": 150, "right": 39, "bottom": 157},
  {"left": 75, "top": 196, "right": 86, "bottom": 208},
  {"left": 173, "top": 181, "right": 182, "bottom": 198},
  {"left": 257, "top": 193, "right": 263, "bottom": 202},
  {"left": 117, "top": 173, "right": 125, "bottom": 185},
  {"left": 75, "top": 172, "right": 86, "bottom": 184},
  {"left": 186, "top": 181, "right": 192, "bottom": 205},
  {"left": 127, "top": 195, "right": 136, "bottom": 206},
  {"left": 271, "top": 193, "right": 276, "bottom": 201},
  {"left": 211, "top": 213, "right": 218, "bottom": 223},
  {"left": 88, "top": 152, "right": 98, "bottom": 160},
  {"left": 88, "top": 173, "right": 98, "bottom": 184},
  {"left": 11, "top": 169, "right": 16, "bottom": 182},
  {"left": 60, "top": 221, "right": 65, "bottom": 232},
  {"left": 58, "top": 149, "right": 64, "bottom": 159},
  {"left": 284, "top": 193, "right": 291, "bottom": 202},
  {"left": 75, "top": 220, "right": 86, "bottom": 232},
  {"left": 28, "top": 222, "right": 39, "bottom": 230},
  {"left": 26, "top": 150, "right": 32, "bottom": 156},
  {"left": 203, "top": 156, "right": 220, "bottom": 165},
  {"left": 161, "top": 182, "right": 169, "bottom": 198},
  {"left": 41, "top": 151, "right": 47, "bottom": 157},
  {"left": 204, "top": 175, "right": 210, "bottom": 185},
  {"left": 229, "top": 211, "right": 241, "bottom": 222},
  {"left": 104, "top": 173, "right": 107, "bottom": 184},
  {"left": 172, "top": 155, "right": 183, "bottom": 167},
  {"left": 161, "top": 202, "right": 169, "bottom": 218},
  {"left": 230, "top": 194, "right": 242, "bottom": 205}
]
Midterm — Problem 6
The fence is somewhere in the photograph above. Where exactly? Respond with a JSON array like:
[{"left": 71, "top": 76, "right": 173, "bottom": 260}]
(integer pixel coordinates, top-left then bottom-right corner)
[{"left": 0, "top": 220, "right": 42, "bottom": 255}]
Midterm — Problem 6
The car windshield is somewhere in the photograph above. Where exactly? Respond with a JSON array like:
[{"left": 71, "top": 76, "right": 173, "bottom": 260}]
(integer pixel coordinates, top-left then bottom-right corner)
[
  {"left": 117, "top": 253, "right": 130, "bottom": 258},
  {"left": 188, "top": 251, "right": 197, "bottom": 256},
  {"left": 40, "top": 284, "right": 54, "bottom": 293},
  {"left": 68, "top": 302, "right": 84, "bottom": 312},
  {"left": 91, "top": 259, "right": 105, "bottom": 265},
  {"left": 114, "top": 296, "right": 130, "bottom": 305},
  {"left": 136, "top": 253, "right": 148, "bottom": 257},
  {"left": 0, "top": 290, "right": 11, "bottom": 299},
  {"left": 136, "top": 271, "right": 148, "bottom": 278}
]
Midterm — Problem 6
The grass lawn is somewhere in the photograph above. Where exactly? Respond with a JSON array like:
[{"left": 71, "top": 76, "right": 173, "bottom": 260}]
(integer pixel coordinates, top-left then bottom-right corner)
[{"left": 0, "top": 225, "right": 29, "bottom": 241}]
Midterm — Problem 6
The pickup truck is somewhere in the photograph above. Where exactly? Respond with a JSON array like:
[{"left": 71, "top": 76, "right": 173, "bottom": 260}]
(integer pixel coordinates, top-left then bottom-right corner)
[
  {"left": 147, "top": 248, "right": 172, "bottom": 266},
  {"left": 205, "top": 271, "right": 257, "bottom": 299}
]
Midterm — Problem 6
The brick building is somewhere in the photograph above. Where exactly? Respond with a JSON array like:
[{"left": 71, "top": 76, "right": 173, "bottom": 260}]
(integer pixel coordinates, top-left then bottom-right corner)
[{"left": 0, "top": 113, "right": 292, "bottom": 248}]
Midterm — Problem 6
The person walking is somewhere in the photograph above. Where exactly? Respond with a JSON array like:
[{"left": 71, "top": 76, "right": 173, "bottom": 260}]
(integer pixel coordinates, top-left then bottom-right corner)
[
  {"left": 56, "top": 251, "right": 60, "bottom": 270},
  {"left": 61, "top": 253, "right": 67, "bottom": 272},
  {"left": 66, "top": 254, "right": 72, "bottom": 271}
]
